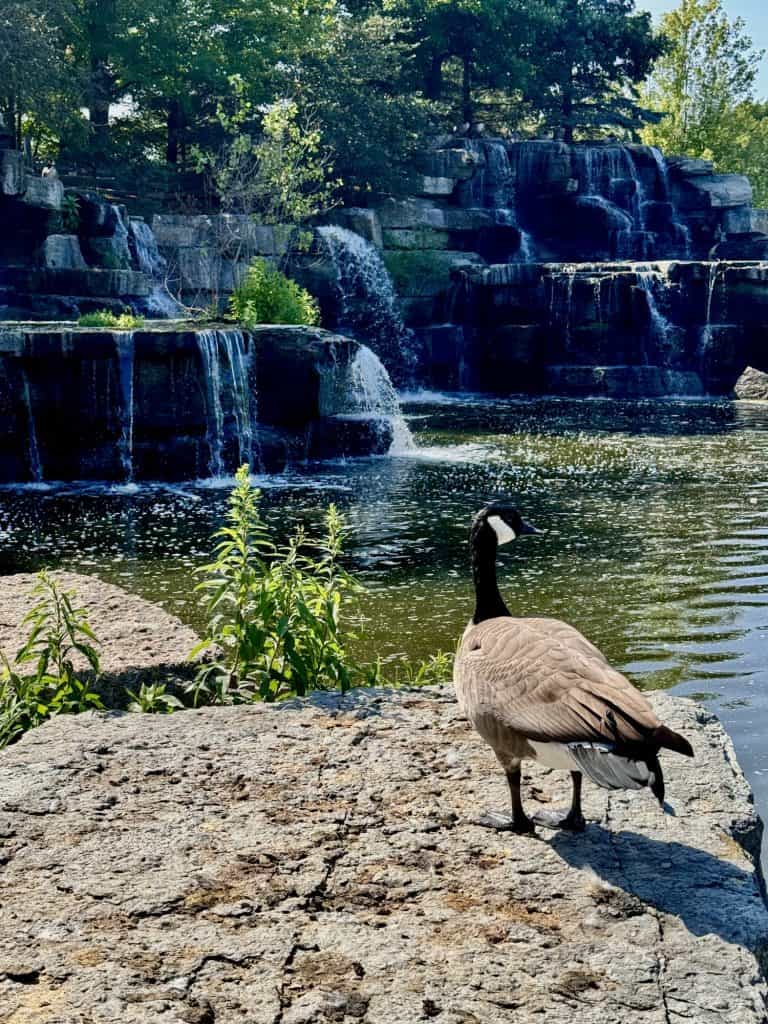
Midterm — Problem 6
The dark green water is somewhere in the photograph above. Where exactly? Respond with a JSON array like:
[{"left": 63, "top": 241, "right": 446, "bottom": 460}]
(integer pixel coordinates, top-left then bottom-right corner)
[{"left": 1, "top": 394, "right": 767, "bottom": 840}]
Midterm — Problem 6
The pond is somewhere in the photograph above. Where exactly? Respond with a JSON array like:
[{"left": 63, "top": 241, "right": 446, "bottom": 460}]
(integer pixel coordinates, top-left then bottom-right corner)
[{"left": 1, "top": 394, "right": 767, "bottom": 851}]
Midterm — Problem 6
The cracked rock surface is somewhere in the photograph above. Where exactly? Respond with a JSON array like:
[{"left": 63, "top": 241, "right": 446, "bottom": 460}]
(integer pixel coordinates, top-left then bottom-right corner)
[{"left": 1, "top": 688, "right": 767, "bottom": 1023}]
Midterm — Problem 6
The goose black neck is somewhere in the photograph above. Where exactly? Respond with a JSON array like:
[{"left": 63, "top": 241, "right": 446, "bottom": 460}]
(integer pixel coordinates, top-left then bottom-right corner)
[{"left": 471, "top": 522, "right": 511, "bottom": 624}]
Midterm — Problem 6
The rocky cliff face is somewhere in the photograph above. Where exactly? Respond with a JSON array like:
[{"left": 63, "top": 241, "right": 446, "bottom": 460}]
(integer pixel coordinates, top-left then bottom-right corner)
[
  {"left": 1, "top": 688, "right": 766, "bottom": 1022},
  {"left": 0, "top": 145, "right": 171, "bottom": 320}
]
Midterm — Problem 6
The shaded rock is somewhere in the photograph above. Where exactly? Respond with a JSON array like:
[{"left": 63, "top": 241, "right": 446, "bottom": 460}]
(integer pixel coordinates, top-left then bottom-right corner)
[
  {"left": 710, "top": 233, "right": 768, "bottom": 260},
  {"left": 0, "top": 689, "right": 766, "bottom": 1022},
  {"left": 39, "top": 235, "right": 87, "bottom": 271}
]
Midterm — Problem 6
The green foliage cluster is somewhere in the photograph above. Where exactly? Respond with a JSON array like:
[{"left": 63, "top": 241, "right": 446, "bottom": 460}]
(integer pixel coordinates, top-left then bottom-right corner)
[
  {"left": 0, "top": 572, "right": 103, "bottom": 749},
  {"left": 77, "top": 310, "right": 145, "bottom": 329},
  {"left": 190, "top": 466, "right": 364, "bottom": 703},
  {"left": 60, "top": 193, "right": 81, "bottom": 234},
  {"left": 640, "top": 0, "right": 768, "bottom": 205},
  {"left": 3, "top": 0, "right": 670, "bottom": 199},
  {"left": 229, "top": 259, "right": 320, "bottom": 328}
]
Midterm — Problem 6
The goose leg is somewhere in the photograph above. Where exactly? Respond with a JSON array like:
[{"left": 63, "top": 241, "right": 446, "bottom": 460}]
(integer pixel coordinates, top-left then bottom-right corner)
[
  {"left": 532, "top": 771, "right": 587, "bottom": 831},
  {"left": 476, "top": 768, "right": 536, "bottom": 834}
]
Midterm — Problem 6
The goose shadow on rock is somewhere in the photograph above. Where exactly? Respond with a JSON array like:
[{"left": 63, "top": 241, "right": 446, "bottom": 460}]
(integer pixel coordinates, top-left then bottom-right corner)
[{"left": 550, "top": 825, "right": 768, "bottom": 951}]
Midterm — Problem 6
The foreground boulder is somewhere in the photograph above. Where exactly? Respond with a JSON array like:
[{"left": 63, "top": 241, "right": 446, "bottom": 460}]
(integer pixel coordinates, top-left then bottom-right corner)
[
  {"left": 0, "top": 572, "right": 200, "bottom": 704},
  {"left": 0, "top": 688, "right": 766, "bottom": 1022}
]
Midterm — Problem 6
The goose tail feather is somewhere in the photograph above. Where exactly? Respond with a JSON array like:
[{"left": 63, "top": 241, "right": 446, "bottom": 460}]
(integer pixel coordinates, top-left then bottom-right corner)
[
  {"left": 567, "top": 743, "right": 652, "bottom": 792},
  {"left": 653, "top": 725, "right": 694, "bottom": 758}
]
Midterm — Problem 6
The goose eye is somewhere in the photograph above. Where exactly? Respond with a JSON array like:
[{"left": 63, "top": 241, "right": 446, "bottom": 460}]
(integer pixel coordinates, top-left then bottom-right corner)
[{"left": 488, "top": 515, "right": 517, "bottom": 545}]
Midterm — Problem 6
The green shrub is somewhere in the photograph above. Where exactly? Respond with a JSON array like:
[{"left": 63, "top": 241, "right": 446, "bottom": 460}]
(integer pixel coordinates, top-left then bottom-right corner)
[
  {"left": 229, "top": 258, "right": 319, "bottom": 327},
  {"left": 77, "top": 310, "right": 145, "bottom": 329},
  {"left": 61, "top": 193, "right": 80, "bottom": 233},
  {"left": 190, "top": 465, "right": 363, "bottom": 704},
  {"left": 0, "top": 572, "right": 103, "bottom": 749},
  {"left": 126, "top": 681, "right": 184, "bottom": 714}
]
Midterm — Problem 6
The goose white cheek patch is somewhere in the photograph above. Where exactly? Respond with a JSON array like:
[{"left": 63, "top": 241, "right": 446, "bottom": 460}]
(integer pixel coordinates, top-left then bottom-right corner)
[{"left": 488, "top": 516, "right": 517, "bottom": 545}]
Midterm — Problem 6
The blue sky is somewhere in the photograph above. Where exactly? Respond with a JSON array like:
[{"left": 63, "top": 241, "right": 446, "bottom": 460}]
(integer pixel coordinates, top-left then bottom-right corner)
[{"left": 638, "top": 0, "right": 768, "bottom": 97}]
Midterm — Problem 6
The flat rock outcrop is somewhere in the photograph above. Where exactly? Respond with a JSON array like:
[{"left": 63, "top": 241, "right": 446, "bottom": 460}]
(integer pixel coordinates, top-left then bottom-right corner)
[
  {"left": 1, "top": 688, "right": 766, "bottom": 1022},
  {"left": 0, "top": 572, "right": 200, "bottom": 703}
]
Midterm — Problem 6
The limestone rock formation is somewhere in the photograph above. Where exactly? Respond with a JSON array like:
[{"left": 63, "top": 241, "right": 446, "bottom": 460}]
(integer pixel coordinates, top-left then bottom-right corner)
[{"left": 0, "top": 688, "right": 766, "bottom": 1022}]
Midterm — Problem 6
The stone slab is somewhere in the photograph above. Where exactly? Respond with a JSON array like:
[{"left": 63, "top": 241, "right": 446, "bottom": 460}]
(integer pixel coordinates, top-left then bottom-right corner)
[{"left": 0, "top": 688, "right": 766, "bottom": 1023}]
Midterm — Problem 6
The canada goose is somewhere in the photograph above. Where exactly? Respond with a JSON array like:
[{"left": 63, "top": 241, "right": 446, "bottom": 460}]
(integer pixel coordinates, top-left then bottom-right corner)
[{"left": 454, "top": 502, "right": 693, "bottom": 833}]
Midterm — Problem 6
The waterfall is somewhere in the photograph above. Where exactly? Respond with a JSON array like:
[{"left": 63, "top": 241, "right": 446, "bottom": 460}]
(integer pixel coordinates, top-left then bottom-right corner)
[
  {"left": 459, "top": 140, "right": 514, "bottom": 208},
  {"left": 340, "top": 345, "right": 415, "bottom": 454},
  {"left": 699, "top": 262, "right": 722, "bottom": 357},
  {"left": 21, "top": 370, "right": 43, "bottom": 482},
  {"left": 115, "top": 333, "right": 135, "bottom": 481},
  {"left": 646, "top": 148, "right": 692, "bottom": 258},
  {"left": 318, "top": 226, "right": 415, "bottom": 378},
  {"left": 548, "top": 267, "right": 577, "bottom": 350},
  {"left": 129, "top": 218, "right": 182, "bottom": 317},
  {"left": 635, "top": 266, "right": 673, "bottom": 346},
  {"left": 196, "top": 329, "right": 255, "bottom": 477}
]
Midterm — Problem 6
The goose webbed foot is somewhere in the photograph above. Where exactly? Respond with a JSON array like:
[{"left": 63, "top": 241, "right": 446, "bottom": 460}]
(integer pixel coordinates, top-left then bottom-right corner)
[
  {"left": 475, "top": 810, "right": 537, "bottom": 834},
  {"left": 532, "top": 808, "right": 586, "bottom": 832},
  {"left": 532, "top": 771, "right": 585, "bottom": 831}
]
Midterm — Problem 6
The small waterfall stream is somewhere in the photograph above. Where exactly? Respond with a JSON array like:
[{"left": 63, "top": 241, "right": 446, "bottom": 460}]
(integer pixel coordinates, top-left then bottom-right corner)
[
  {"left": 339, "top": 345, "right": 415, "bottom": 454},
  {"left": 115, "top": 333, "right": 135, "bottom": 481},
  {"left": 317, "top": 226, "right": 416, "bottom": 379},
  {"left": 129, "top": 218, "right": 182, "bottom": 317},
  {"left": 21, "top": 370, "right": 43, "bottom": 482},
  {"left": 635, "top": 265, "right": 673, "bottom": 346},
  {"left": 196, "top": 329, "right": 255, "bottom": 477}
]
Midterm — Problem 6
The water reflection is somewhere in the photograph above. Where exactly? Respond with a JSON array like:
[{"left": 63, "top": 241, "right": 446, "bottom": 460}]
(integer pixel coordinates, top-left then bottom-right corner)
[{"left": 0, "top": 395, "right": 766, "bottom": 854}]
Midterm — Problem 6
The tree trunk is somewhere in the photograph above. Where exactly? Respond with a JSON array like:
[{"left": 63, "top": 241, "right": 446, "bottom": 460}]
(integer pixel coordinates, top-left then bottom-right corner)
[
  {"left": 424, "top": 54, "right": 444, "bottom": 101},
  {"left": 167, "top": 99, "right": 183, "bottom": 165},
  {"left": 562, "top": 77, "right": 574, "bottom": 143},
  {"left": 462, "top": 56, "right": 473, "bottom": 125},
  {"left": 87, "top": 0, "right": 116, "bottom": 156}
]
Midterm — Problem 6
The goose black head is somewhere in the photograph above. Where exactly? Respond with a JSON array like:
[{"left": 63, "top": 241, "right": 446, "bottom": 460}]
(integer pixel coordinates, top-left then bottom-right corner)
[{"left": 472, "top": 502, "right": 539, "bottom": 547}]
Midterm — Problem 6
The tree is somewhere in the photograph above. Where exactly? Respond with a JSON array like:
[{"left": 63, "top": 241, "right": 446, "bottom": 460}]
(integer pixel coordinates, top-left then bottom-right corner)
[
  {"left": 640, "top": 0, "right": 767, "bottom": 202},
  {"left": 294, "top": 13, "right": 436, "bottom": 198},
  {"left": 0, "top": 0, "right": 82, "bottom": 153},
  {"left": 399, "top": 0, "right": 544, "bottom": 126},
  {"left": 529, "top": 0, "right": 664, "bottom": 142}
]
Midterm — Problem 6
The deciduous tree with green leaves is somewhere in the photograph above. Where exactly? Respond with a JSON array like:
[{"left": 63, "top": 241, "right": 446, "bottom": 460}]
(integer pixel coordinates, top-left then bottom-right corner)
[{"left": 640, "top": 0, "right": 768, "bottom": 204}]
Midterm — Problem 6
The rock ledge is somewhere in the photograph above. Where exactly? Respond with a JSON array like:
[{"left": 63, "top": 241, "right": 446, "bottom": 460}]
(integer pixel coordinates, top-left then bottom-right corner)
[{"left": 1, "top": 689, "right": 767, "bottom": 1023}]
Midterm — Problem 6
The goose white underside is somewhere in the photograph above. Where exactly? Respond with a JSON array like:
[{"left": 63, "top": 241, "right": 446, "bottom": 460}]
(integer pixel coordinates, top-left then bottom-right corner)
[{"left": 529, "top": 740, "right": 654, "bottom": 791}]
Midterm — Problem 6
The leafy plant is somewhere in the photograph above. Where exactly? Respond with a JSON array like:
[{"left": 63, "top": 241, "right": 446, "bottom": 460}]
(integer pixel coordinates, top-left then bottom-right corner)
[
  {"left": 60, "top": 192, "right": 80, "bottom": 233},
  {"left": 229, "top": 258, "right": 319, "bottom": 327},
  {"left": 126, "top": 680, "right": 184, "bottom": 714},
  {"left": 190, "top": 465, "right": 364, "bottom": 705},
  {"left": 0, "top": 571, "right": 103, "bottom": 749},
  {"left": 381, "top": 650, "right": 454, "bottom": 688},
  {"left": 77, "top": 310, "right": 145, "bottom": 329}
]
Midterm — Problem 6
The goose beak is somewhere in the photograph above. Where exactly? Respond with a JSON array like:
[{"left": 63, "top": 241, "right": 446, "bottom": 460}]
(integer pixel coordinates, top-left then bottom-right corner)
[{"left": 518, "top": 519, "right": 540, "bottom": 536}]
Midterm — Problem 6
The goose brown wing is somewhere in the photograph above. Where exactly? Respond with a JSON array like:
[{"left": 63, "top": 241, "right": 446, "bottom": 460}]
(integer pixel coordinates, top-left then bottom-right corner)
[{"left": 458, "top": 616, "right": 662, "bottom": 747}]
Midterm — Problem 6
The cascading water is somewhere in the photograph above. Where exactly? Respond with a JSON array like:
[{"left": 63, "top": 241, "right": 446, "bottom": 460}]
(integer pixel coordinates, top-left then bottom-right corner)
[
  {"left": 128, "top": 218, "right": 182, "bottom": 317},
  {"left": 318, "top": 225, "right": 416, "bottom": 380},
  {"left": 339, "top": 345, "right": 415, "bottom": 454},
  {"left": 196, "top": 329, "right": 255, "bottom": 477},
  {"left": 634, "top": 264, "right": 674, "bottom": 346},
  {"left": 21, "top": 370, "right": 43, "bottom": 482},
  {"left": 646, "top": 148, "right": 692, "bottom": 257},
  {"left": 115, "top": 333, "right": 135, "bottom": 481}
]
